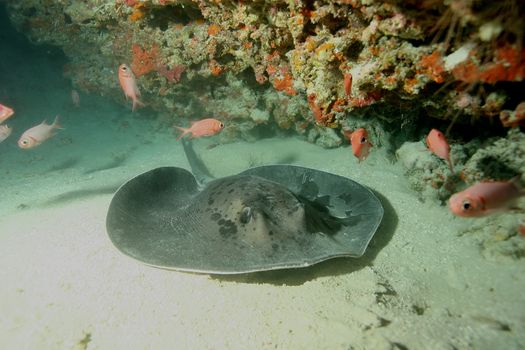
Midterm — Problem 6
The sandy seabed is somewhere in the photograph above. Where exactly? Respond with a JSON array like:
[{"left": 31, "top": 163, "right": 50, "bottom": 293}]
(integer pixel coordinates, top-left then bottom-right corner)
[{"left": 0, "top": 102, "right": 524, "bottom": 350}]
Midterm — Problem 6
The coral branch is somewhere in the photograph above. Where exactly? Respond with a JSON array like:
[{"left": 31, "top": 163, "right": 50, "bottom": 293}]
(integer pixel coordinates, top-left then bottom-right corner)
[{"left": 307, "top": 94, "right": 333, "bottom": 126}]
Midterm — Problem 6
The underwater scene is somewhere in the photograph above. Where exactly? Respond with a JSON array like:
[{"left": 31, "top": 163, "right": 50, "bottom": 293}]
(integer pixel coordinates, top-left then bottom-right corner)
[{"left": 0, "top": 0, "right": 524, "bottom": 349}]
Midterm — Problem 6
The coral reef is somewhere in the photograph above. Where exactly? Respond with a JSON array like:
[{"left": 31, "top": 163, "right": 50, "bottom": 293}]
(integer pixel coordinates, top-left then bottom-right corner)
[
  {"left": 4, "top": 0, "right": 523, "bottom": 146},
  {"left": 460, "top": 128, "right": 525, "bottom": 183},
  {"left": 2, "top": 0, "right": 524, "bottom": 258}
]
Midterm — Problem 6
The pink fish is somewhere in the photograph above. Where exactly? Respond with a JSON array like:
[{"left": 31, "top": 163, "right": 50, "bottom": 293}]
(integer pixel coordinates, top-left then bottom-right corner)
[
  {"left": 0, "top": 125, "right": 12, "bottom": 143},
  {"left": 118, "top": 63, "right": 144, "bottom": 112},
  {"left": 18, "top": 116, "right": 62, "bottom": 149},
  {"left": 0, "top": 103, "right": 14, "bottom": 123},
  {"left": 344, "top": 128, "right": 373, "bottom": 162},
  {"left": 449, "top": 177, "right": 524, "bottom": 217},
  {"left": 426, "top": 128, "right": 454, "bottom": 172},
  {"left": 71, "top": 89, "right": 80, "bottom": 107},
  {"left": 175, "top": 118, "right": 224, "bottom": 140}
]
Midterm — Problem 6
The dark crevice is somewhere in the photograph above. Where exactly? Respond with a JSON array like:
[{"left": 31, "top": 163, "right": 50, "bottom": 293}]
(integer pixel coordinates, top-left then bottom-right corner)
[
  {"left": 345, "top": 40, "right": 364, "bottom": 61},
  {"left": 145, "top": 4, "right": 204, "bottom": 31}
]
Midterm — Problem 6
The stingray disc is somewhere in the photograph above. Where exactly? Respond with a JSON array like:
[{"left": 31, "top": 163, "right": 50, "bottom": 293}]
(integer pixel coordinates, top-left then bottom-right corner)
[{"left": 106, "top": 165, "right": 383, "bottom": 274}]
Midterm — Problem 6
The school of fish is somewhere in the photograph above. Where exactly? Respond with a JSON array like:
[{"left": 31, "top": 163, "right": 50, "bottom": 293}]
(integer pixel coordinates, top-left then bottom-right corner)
[{"left": 1, "top": 62, "right": 523, "bottom": 234}]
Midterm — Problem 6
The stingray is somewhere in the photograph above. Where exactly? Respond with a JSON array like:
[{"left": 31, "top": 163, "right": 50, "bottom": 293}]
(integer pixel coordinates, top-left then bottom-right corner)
[{"left": 106, "top": 140, "right": 383, "bottom": 274}]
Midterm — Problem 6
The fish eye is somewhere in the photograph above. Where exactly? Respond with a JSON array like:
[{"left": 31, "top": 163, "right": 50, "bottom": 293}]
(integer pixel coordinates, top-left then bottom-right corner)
[
  {"left": 121, "top": 66, "right": 127, "bottom": 71},
  {"left": 219, "top": 123, "right": 224, "bottom": 128},
  {"left": 462, "top": 200, "right": 471, "bottom": 211},
  {"left": 22, "top": 139, "right": 29, "bottom": 145},
  {"left": 360, "top": 137, "right": 367, "bottom": 143}
]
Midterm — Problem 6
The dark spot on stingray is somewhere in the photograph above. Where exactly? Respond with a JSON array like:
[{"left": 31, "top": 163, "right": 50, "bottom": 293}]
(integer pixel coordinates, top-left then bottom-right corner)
[
  {"left": 268, "top": 230, "right": 273, "bottom": 236},
  {"left": 272, "top": 243, "right": 279, "bottom": 251},
  {"left": 219, "top": 219, "right": 238, "bottom": 237},
  {"left": 208, "top": 198, "right": 214, "bottom": 205},
  {"left": 211, "top": 212, "right": 221, "bottom": 221},
  {"left": 228, "top": 188, "right": 235, "bottom": 193},
  {"left": 218, "top": 218, "right": 225, "bottom": 225}
]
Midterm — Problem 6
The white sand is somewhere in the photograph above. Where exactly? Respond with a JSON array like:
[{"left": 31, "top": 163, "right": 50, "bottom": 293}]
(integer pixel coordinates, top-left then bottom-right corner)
[{"left": 0, "top": 107, "right": 524, "bottom": 350}]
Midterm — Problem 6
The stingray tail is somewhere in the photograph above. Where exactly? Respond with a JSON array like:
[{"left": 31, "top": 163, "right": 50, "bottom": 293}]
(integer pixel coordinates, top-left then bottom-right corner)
[{"left": 181, "top": 138, "right": 214, "bottom": 184}]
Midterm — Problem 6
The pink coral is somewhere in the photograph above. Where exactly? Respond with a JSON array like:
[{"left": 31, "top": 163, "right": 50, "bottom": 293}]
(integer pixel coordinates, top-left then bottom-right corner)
[{"left": 157, "top": 64, "right": 185, "bottom": 83}]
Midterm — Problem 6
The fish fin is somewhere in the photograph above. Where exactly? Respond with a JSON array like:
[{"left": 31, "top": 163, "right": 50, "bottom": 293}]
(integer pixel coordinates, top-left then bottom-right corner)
[
  {"left": 447, "top": 158, "right": 454, "bottom": 173},
  {"left": 52, "top": 115, "right": 64, "bottom": 129},
  {"left": 132, "top": 99, "right": 145, "bottom": 112},
  {"left": 508, "top": 175, "right": 525, "bottom": 196},
  {"left": 175, "top": 126, "right": 189, "bottom": 140}
]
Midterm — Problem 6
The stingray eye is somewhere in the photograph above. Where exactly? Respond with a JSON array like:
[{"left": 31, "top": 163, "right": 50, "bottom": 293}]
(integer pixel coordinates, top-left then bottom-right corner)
[
  {"left": 240, "top": 207, "right": 253, "bottom": 224},
  {"left": 462, "top": 200, "right": 471, "bottom": 211}
]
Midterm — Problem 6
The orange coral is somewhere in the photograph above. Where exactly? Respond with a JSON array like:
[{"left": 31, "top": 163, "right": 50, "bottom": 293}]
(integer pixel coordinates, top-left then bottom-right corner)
[
  {"left": 272, "top": 73, "right": 296, "bottom": 96},
  {"left": 419, "top": 51, "right": 445, "bottom": 83},
  {"left": 307, "top": 94, "right": 333, "bottom": 126},
  {"left": 331, "top": 99, "right": 347, "bottom": 113},
  {"left": 209, "top": 60, "right": 224, "bottom": 76},
  {"left": 131, "top": 43, "right": 159, "bottom": 77},
  {"left": 207, "top": 24, "right": 221, "bottom": 36},
  {"left": 266, "top": 64, "right": 296, "bottom": 96},
  {"left": 343, "top": 72, "right": 352, "bottom": 96},
  {"left": 128, "top": 10, "right": 144, "bottom": 22},
  {"left": 403, "top": 78, "right": 418, "bottom": 94},
  {"left": 128, "top": 3, "right": 145, "bottom": 22},
  {"left": 266, "top": 64, "right": 278, "bottom": 76},
  {"left": 452, "top": 45, "right": 525, "bottom": 84},
  {"left": 349, "top": 91, "right": 382, "bottom": 108},
  {"left": 304, "top": 36, "right": 317, "bottom": 52}
]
